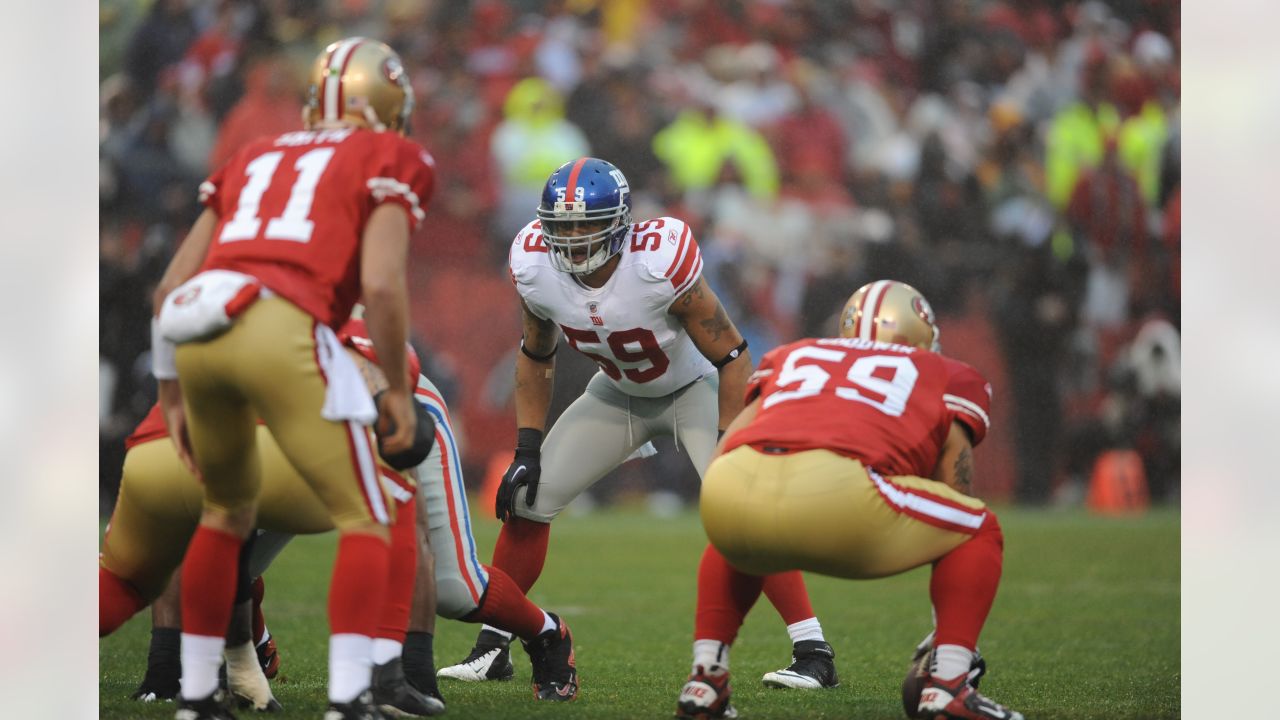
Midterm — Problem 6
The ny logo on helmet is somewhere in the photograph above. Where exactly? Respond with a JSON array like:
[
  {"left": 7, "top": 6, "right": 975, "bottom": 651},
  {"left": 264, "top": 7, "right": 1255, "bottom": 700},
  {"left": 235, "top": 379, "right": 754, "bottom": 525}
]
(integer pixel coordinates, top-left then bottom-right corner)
[{"left": 609, "top": 169, "right": 630, "bottom": 194}]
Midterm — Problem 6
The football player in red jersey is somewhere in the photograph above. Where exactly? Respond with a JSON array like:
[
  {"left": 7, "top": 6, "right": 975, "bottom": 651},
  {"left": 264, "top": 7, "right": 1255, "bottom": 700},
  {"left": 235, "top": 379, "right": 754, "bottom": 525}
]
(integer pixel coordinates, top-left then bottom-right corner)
[
  {"left": 102, "top": 317, "right": 578, "bottom": 716},
  {"left": 438, "top": 158, "right": 839, "bottom": 692},
  {"left": 135, "top": 38, "right": 434, "bottom": 719},
  {"left": 675, "top": 281, "right": 1024, "bottom": 720}
]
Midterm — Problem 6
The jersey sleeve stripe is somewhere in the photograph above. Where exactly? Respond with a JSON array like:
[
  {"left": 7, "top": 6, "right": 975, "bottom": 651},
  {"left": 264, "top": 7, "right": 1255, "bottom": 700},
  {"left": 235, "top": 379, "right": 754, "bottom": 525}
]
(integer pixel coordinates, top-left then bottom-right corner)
[
  {"left": 664, "top": 225, "right": 692, "bottom": 278},
  {"left": 670, "top": 233, "right": 700, "bottom": 290},
  {"left": 367, "top": 177, "right": 426, "bottom": 223},
  {"left": 198, "top": 181, "right": 217, "bottom": 205},
  {"left": 673, "top": 253, "right": 702, "bottom": 297},
  {"left": 944, "top": 393, "right": 991, "bottom": 428}
]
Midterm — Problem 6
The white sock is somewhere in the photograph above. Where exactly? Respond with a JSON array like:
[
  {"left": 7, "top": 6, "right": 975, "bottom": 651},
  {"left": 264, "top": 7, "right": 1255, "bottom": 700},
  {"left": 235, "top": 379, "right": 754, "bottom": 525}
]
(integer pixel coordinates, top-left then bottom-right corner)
[
  {"left": 225, "top": 641, "right": 273, "bottom": 708},
  {"left": 256, "top": 626, "right": 271, "bottom": 648},
  {"left": 786, "top": 617, "right": 825, "bottom": 644},
  {"left": 180, "top": 633, "right": 226, "bottom": 700},
  {"left": 372, "top": 638, "right": 402, "bottom": 665},
  {"left": 692, "top": 639, "right": 728, "bottom": 672},
  {"left": 932, "top": 644, "right": 973, "bottom": 681},
  {"left": 481, "top": 624, "right": 514, "bottom": 641},
  {"left": 329, "top": 633, "right": 373, "bottom": 703},
  {"left": 538, "top": 611, "right": 557, "bottom": 635}
]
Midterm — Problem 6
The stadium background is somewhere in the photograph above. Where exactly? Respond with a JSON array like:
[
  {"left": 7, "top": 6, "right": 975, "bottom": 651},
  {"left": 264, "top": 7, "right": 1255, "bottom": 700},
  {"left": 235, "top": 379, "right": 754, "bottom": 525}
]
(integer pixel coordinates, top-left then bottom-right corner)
[{"left": 98, "top": 0, "right": 1180, "bottom": 515}]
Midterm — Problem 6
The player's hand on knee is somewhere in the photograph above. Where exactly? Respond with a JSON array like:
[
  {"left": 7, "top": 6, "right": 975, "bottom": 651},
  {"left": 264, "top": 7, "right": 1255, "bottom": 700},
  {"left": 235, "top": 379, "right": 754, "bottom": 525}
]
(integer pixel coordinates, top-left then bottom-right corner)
[
  {"left": 496, "top": 428, "right": 544, "bottom": 522},
  {"left": 159, "top": 378, "right": 200, "bottom": 480},
  {"left": 375, "top": 389, "right": 417, "bottom": 457}
]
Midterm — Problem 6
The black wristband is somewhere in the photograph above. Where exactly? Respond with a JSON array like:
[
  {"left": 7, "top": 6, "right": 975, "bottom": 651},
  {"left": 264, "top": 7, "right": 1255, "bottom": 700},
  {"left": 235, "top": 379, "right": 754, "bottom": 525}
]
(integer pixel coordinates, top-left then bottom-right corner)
[
  {"left": 520, "top": 338, "right": 557, "bottom": 362},
  {"left": 713, "top": 339, "right": 749, "bottom": 369},
  {"left": 516, "top": 427, "right": 544, "bottom": 452}
]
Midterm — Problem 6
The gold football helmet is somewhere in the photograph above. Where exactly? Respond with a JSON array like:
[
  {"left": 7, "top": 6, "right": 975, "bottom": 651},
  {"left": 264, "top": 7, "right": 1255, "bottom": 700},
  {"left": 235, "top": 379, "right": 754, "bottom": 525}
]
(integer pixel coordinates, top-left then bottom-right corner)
[
  {"left": 839, "top": 280, "right": 941, "bottom": 351},
  {"left": 304, "top": 37, "right": 413, "bottom": 133}
]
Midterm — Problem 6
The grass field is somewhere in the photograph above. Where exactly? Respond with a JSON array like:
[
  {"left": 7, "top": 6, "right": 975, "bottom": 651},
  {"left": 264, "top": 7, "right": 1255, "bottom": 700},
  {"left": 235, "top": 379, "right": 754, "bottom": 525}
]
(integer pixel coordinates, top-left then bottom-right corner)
[{"left": 100, "top": 506, "right": 1180, "bottom": 719}]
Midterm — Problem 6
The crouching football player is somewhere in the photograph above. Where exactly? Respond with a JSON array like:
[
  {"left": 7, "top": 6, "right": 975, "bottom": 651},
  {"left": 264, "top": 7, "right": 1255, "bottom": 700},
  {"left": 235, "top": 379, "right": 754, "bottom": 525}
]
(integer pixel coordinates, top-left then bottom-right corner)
[
  {"left": 100, "top": 319, "right": 578, "bottom": 717},
  {"left": 676, "top": 281, "right": 1023, "bottom": 720}
]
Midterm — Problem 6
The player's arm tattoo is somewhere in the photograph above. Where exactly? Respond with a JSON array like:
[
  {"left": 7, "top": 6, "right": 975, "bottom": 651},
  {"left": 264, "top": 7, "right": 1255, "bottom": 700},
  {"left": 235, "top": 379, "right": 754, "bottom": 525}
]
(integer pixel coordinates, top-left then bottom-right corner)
[
  {"left": 520, "top": 299, "right": 558, "bottom": 357},
  {"left": 699, "top": 303, "right": 732, "bottom": 343},
  {"left": 953, "top": 446, "right": 973, "bottom": 495},
  {"left": 675, "top": 276, "right": 708, "bottom": 309}
]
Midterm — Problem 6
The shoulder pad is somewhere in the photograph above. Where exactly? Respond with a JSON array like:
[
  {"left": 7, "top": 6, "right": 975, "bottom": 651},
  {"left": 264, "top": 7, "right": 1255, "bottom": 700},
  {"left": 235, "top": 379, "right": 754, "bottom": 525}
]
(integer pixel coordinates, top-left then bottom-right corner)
[
  {"left": 629, "top": 217, "right": 702, "bottom": 297},
  {"left": 509, "top": 220, "right": 553, "bottom": 283},
  {"left": 940, "top": 356, "right": 993, "bottom": 445}
]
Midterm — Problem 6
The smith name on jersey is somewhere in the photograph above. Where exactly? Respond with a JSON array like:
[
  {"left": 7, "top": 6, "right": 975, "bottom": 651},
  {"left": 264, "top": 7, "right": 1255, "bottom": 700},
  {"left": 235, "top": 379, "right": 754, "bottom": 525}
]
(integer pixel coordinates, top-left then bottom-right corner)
[{"left": 509, "top": 216, "right": 715, "bottom": 398}]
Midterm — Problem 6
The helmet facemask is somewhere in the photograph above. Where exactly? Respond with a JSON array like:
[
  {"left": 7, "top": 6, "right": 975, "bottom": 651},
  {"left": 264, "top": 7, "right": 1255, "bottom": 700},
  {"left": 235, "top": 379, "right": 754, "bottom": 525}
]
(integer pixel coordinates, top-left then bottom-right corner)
[{"left": 538, "top": 201, "right": 631, "bottom": 275}]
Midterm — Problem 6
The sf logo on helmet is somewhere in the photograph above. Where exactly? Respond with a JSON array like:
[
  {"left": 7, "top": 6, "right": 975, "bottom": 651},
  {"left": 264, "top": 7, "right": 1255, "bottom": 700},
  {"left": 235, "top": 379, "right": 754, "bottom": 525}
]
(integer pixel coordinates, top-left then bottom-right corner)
[{"left": 912, "top": 295, "right": 935, "bottom": 325}]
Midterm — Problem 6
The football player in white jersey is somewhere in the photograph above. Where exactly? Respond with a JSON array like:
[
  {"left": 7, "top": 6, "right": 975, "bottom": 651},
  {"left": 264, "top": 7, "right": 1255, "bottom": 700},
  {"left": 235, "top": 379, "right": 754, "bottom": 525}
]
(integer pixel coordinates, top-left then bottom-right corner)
[{"left": 437, "top": 157, "right": 840, "bottom": 691}]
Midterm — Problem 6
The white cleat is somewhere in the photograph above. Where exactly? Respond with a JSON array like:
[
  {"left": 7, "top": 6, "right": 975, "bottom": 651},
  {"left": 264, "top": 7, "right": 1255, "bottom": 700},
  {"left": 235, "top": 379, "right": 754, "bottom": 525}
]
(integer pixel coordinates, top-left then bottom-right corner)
[
  {"left": 436, "top": 634, "right": 515, "bottom": 682},
  {"left": 761, "top": 640, "right": 839, "bottom": 689}
]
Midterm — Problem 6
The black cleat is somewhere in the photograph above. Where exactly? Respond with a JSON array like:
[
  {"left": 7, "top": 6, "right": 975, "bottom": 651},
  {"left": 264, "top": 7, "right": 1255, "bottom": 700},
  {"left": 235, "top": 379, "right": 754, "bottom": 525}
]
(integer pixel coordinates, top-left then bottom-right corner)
[
  {"left": 761, "top": 640, "right": 839, "bottom": 689},
  {"left": 372, "top": 657, "right": 445, "bottom": 717},
  {"left": 255, "top": 636, "right": 281, "bottom": 680},
  {"left": 436, "top": 629, "right": 515, "bottom": 682},
  {"left": 323, "top": 690, "right": 386, "bottom": 720},
  {"left": 522, "top": 613, "right": 579, "bottom": 701},
  {"left": 174, "top": 689, "right": 238, "bottom": 720}
]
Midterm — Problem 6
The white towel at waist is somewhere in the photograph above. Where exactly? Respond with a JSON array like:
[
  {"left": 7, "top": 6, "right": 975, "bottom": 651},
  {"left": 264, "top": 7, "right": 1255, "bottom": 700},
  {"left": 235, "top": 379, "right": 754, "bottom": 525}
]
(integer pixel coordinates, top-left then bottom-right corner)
[{"left": 314, "top": 324, "right": 378, "bottom": 426}]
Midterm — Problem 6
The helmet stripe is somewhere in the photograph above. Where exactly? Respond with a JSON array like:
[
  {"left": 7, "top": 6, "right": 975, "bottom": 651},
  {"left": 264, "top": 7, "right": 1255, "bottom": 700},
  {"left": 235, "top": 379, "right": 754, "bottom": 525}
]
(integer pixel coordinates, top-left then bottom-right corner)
[
  {"left": 858, "top": 280, "right": 892, "bottom": 341},
  {"left": 563, "top": 157, "right": 589, "bottom": 203},
  {"left": 324, "top": 38, "right": 365, "bottom": 121}
]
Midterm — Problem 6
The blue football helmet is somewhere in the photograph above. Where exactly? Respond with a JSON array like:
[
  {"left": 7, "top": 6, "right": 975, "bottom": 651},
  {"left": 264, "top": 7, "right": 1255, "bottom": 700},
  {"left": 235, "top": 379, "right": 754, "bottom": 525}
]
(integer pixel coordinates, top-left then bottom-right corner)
[{"left": 537, "top": 157, "right": 633, "bottom": 275}]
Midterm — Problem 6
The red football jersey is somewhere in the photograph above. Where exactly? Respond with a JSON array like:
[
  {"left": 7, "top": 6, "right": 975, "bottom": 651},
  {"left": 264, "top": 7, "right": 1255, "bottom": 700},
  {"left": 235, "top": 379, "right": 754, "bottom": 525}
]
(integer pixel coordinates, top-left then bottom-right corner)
[
  {"left": 198, "top": 126, "right": 435, "bottom": 327},
  {"left": 725, "top": 337, "right": 992, "bottom": 477},
  {"left": 124, "top": 404, "right": 168, "bottom": 451},
  {"left": 336, "top": 317, "right": 422, "bottom": 385}
]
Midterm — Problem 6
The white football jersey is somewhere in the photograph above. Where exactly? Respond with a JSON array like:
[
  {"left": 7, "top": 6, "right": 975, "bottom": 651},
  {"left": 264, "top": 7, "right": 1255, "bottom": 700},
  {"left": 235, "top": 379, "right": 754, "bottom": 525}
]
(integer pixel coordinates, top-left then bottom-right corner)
[{"left": 510, "top": 216, "right": 716, "bottom": 398}]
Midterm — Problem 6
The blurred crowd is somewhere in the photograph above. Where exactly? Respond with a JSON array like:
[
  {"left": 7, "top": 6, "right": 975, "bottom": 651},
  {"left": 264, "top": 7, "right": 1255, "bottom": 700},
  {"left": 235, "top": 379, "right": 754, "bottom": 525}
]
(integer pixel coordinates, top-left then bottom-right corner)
[{"left": 100, "top": 0, "right": 1180, "bottom": 513}]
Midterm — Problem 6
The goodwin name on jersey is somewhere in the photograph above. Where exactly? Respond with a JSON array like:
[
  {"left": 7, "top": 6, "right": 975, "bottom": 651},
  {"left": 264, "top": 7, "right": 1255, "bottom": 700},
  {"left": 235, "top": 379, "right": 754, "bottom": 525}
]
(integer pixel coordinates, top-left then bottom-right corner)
[{"left": 510, "top": 216, "right": 715, "bottom": 398}]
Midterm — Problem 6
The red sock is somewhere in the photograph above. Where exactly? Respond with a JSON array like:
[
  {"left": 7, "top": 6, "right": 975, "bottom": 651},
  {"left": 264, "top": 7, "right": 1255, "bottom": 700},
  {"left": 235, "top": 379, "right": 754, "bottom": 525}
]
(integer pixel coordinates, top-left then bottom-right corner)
[
  {"left": 99, "top": 566, "right": 146, "bottom": 637},
  {"left": 377, "top": 499, "right": 418, "bottom": 642},
  {"left": 181, "top": 526, "right": 242, "bottom": 638},
  {"left": 931, "top": 512, "right": 1004, "bottom": 650},
  {"left": 694, "top": 544, "right": 764, "bottom": 645},
  {"left": 470, "top": 565, "right": 547, "bottom": 640},
  {"left": 251, "top": 576, "right": 266, "bottom": 645},
  {"left": 491, "top": 517, "right": 550, "bottom": 592},
  {"left": 761, "top": 571, "right": 816, "bottom": 625},
  {"left": 330, "top": 533, "right": 390, "bottom": 636}
]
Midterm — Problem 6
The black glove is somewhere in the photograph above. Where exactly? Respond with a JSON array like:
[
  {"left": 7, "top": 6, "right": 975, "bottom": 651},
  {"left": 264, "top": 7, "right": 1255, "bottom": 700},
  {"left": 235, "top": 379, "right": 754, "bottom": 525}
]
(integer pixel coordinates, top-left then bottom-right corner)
[
  {"left": 373, "top": 392, "right": 437, "bottom": 471},
  {"left": 495, "top": 428, "right": 543, "bottom": 522}
]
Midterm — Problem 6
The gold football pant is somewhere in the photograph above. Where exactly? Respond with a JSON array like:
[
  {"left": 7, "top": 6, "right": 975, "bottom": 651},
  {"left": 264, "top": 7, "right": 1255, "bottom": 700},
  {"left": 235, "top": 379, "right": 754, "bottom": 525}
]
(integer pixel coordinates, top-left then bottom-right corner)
[
  {"left": 174, "top": 296, "right": 391, "bottom": 529},
  {"left": 700, "top": 446, "right": 989, "bottom": 579},
  {"left": 101, "top": 428, "right": 348, "bottom": 601}
]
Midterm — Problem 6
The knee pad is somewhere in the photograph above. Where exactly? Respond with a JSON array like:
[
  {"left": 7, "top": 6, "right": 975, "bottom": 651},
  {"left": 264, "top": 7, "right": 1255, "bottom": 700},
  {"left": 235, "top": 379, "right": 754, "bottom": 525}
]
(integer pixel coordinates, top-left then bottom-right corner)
[{"left": 434, "top": 577, "right": 480, "bottom": 620}]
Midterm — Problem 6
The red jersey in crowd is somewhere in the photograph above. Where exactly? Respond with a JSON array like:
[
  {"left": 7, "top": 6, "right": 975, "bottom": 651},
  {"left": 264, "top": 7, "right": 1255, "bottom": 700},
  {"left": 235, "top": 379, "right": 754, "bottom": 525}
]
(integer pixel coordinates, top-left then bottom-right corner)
[
  {"left": 198, "top": 126, "right": 435, "bottom": 327},
  {"left": 725, "top": 337, "right": 992, "bottom": 477}
]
